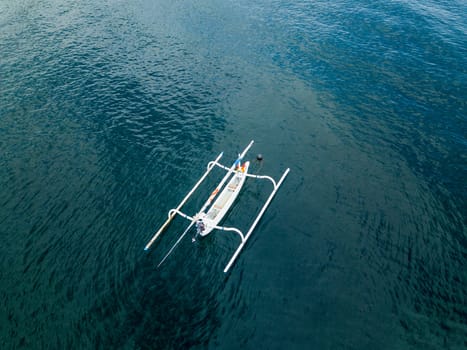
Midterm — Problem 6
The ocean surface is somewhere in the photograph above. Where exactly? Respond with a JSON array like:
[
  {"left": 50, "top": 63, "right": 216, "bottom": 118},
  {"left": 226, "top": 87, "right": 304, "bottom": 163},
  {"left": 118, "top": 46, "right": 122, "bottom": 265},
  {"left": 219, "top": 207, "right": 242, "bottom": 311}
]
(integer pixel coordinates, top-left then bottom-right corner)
[{"left": 1, "top": 0, "right": 466, "bottom": 349}]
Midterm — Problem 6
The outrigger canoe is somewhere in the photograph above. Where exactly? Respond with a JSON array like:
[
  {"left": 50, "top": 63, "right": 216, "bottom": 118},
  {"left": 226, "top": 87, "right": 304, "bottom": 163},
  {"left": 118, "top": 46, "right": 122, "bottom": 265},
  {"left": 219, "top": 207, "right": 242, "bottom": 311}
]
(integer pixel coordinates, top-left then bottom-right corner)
[{"left": 144, "top": 140, "right": 289, "bottom": 273}]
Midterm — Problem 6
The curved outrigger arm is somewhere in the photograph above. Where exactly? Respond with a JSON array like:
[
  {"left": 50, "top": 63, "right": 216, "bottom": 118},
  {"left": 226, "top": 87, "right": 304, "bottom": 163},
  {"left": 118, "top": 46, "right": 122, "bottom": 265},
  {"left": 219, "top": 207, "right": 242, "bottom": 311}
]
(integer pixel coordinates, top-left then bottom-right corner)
[
  {"left": 164, "top": 209, "right": 245, "bottom": 242},
  {"left": 210, "top": 161, "right": 280, "bottom": 188}
]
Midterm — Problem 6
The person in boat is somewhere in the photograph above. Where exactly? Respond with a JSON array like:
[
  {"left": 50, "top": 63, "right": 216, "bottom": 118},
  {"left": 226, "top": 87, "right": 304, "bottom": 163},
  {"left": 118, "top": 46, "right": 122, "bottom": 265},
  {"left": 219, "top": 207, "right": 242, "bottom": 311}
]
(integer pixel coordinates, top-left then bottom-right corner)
[
  {"left": 234, "top": 159, "right": 247, "bottom": 172},
  {"left": 196, "top": 219, "right": 205, "bottom": 233}
]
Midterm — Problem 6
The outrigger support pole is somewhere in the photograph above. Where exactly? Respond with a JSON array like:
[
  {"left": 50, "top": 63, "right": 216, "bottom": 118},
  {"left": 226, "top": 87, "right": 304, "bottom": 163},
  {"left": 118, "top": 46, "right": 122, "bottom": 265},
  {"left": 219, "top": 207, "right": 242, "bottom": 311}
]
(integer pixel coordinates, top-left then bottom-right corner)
[{"left": 223, "top": 167, "right": 290, "bottom": 273}]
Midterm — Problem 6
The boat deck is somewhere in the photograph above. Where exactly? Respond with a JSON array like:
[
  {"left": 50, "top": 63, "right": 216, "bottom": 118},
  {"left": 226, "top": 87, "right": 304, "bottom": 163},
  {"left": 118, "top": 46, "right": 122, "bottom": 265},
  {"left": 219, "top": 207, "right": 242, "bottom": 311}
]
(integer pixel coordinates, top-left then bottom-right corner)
[{"left": 204, "top": 165, "right": 248, "bottom": 231}]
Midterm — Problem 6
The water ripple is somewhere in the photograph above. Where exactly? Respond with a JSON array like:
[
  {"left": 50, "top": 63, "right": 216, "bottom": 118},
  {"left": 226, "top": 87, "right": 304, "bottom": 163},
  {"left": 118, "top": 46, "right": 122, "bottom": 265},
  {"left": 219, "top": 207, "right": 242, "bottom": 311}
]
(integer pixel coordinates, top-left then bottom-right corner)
[{"left": 1, "top": 0, "right": 466, "bottom": 349}]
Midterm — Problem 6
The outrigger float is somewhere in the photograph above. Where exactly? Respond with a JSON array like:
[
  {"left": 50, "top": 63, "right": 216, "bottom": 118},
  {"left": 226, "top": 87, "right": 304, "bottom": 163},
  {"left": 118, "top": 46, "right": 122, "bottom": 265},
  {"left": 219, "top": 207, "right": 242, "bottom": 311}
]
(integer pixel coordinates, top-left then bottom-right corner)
[{"left": 144, "top": 140, "right": 290, "bottom": 273}]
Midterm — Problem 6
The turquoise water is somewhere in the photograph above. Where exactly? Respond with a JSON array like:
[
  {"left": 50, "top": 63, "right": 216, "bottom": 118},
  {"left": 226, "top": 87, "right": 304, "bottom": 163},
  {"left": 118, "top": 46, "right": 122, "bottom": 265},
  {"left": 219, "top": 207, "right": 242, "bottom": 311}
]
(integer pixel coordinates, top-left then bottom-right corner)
[{"left": 1, "top": 0, "right": 466, "bottom": 348}]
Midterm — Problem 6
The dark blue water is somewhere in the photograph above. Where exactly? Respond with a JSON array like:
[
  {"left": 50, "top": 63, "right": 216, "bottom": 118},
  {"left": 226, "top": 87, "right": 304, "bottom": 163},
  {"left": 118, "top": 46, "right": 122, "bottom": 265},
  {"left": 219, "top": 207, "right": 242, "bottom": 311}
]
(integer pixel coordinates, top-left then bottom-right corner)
[{"left": 1, "top": 0, "right": 466, "bottom": 348}]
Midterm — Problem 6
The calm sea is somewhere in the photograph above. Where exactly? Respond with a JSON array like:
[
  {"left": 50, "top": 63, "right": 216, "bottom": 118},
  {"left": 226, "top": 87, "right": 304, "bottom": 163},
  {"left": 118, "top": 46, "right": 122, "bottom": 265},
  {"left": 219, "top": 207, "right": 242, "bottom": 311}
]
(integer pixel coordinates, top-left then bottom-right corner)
[{"left": 1, "top": 0, "right": 466, "bottom": 349}]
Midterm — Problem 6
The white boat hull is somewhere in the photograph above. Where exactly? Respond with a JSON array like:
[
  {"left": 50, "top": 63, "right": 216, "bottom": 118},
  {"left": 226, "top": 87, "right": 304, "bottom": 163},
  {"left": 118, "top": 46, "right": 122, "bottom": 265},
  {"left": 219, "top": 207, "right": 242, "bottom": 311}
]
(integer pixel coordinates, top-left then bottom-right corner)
[{"left": 198, "top": 161, "right": 250, "bottom": 236}]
